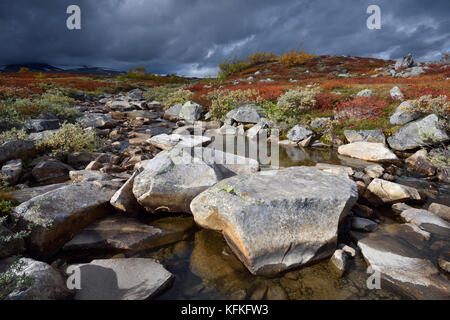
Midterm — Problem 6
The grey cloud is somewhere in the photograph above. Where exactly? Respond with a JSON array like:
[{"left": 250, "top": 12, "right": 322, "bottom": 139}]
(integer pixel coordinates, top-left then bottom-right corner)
[{"left": 0, "top": 0, "right": 448, "bottom": 76}]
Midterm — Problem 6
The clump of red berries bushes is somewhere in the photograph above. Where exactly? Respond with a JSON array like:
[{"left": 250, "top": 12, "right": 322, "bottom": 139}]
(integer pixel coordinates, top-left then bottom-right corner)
[{"left": 334, "top": 96, "right": 389, "bottom": 121}]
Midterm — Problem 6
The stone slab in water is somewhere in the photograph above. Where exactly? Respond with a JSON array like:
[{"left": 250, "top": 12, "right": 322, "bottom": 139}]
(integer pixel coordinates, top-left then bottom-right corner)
[
  {"left": 69, "top": 258, "right": 173, "bottom": 300},
  {"left": 62, "top": 214, "right": 195, "bottom": 256},
  {"left": 354, "top": 223, "right": 450, "bottom": 299},
  {"left": 338, "top": 142, "right": 398, "bottom": 163}
]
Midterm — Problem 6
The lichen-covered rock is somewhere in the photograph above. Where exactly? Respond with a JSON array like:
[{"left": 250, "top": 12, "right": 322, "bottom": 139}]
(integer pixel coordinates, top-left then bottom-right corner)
[
  {"left": 286, "top": 125, "right": 313, "bottom": 142},
  {"left": 390, "top": 86, "right": 404, "bottom": 101},
  {"left": 356, "top": 89, "right": 373, "bottom": 98},
  {"left": 389, "top": 101, "right": 420, "bottom": 125},
  {"left": 190, "top": 167, "right": 358, "bottom": 276},
  {"left": 387, "top": 114, "right": 449, "bottom": 151},
  {"left": 24, "top": 117, "right": 60, "bottom": 133}
]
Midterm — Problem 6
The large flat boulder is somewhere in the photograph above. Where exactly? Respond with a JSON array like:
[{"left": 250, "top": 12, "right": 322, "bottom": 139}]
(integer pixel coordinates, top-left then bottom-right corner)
[
  {"left": 24, "top": 118, "right": 60, "bottom": 133},
  {"left": 338, "top": 142, "right": 399, "bottom": 163},
  {"left": 68, "top": 258, "right": 173, "bottom": 300},
  {"left": 190, "top": 167, "right": 358, "bottom": 276},
  {"left": 387, "top": 114, "right": 449, "bottom": 151},
  {"left": 11, "top": 181, "right": 121, "bottom": 259}
]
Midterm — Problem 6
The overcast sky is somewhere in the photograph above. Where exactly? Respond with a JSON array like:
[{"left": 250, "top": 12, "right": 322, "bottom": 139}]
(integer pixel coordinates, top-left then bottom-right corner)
[{"left": 0, "top": 0, "right": 449, "bottom": 76}]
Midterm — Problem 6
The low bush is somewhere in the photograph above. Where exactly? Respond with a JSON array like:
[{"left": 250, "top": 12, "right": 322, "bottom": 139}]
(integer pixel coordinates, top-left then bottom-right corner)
[
  {"left": 0, "top": 128, "right": 28, "bottom": 143},
  {"left": 37, "top": 122, "right": 105, "bottom": 154},
  {"left": 0, "top": 258, "right": 33, "bottom": 300},
  {"left": 406, "top": 95, "right": 449, "bottom": 117},
  {"left": 278, "top": 49, "right": 316, "bottom": 67},
  {"left": 143, "top": 85, "right": 183, "bottom": 104},
  {"left": 277, "top": 87, "right": 320, "bottom": 114},
  {"left": 218, "top": 57, "right": 250, "bottom": 79},
  {"left": 0, "top": 103, "right": 23, "bottom": 132},
  {"left": 164, "top": 88, "right": 194, "bottom": 107}
]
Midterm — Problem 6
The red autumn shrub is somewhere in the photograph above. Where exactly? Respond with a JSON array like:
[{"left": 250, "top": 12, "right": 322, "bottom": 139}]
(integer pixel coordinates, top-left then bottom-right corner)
[
  {"left": 403, "top": 86, "right": 449, "bottom": 100},
  {"left": 336, "top": 96, "right": 388, "bottom": 121},
  {"left": 314, "top": 92, "right": 343, "bottom": 112}
]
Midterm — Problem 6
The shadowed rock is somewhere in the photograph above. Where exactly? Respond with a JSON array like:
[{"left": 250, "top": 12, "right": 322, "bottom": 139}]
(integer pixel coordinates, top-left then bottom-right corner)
[{"left": 68, "top": 258, "right": 173, "bottom": 300}]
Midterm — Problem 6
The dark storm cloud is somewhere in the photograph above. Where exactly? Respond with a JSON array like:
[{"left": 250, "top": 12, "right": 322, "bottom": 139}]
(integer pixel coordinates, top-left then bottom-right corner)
[{"left": 0, "top": 0, "right": 449, "bottom": 76}]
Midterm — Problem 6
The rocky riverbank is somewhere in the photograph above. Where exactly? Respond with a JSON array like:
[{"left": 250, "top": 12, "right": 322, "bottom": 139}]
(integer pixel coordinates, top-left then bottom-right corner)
[{"left": 0, "top": 85, "right": 449, "bottom": 300}]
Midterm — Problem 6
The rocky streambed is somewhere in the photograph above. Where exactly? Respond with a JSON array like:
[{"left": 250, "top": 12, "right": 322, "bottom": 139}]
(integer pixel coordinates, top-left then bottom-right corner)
[{"left": 0, "top": 89, "right": 449, "bottom": 300}]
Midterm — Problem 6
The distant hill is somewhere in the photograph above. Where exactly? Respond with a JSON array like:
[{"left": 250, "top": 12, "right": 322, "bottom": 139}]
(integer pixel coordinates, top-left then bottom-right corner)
[{"left": 1, "top": 63, "right": 124, "bottom": 75}]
